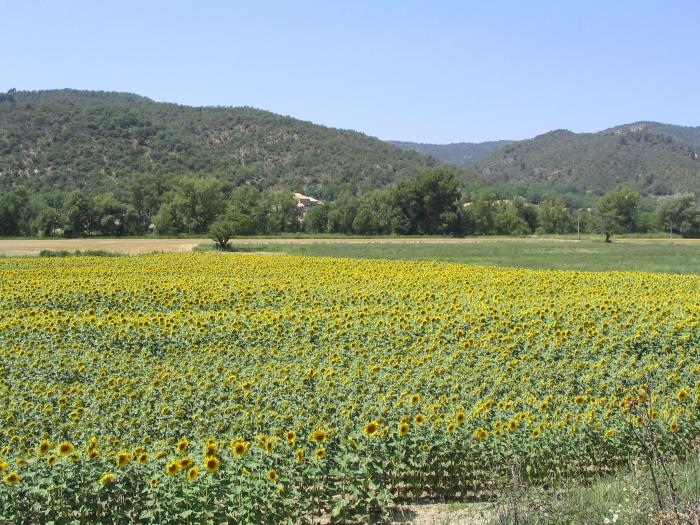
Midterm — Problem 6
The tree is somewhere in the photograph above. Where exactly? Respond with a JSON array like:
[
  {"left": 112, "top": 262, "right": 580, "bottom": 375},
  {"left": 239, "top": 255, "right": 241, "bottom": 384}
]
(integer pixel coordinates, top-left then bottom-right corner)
[
  {"left": 62, "top": 191, "right": 94, "bottom": 237},
  {"left": 209, "top": 219, "right": 237, "bottom": 249},
  {"left": 223, "top": 204, "right": 256, "bottom": 235},
  {"left": 0, "top": 186, "right": 32, "bottom": 235},
  {"left": 93, "top": 193, "right": 138, "bottom": 236},
  {"left": 161, "top": 176, "right": 225, "bottom": 234},
  {"left": 655, "top": 193, "right": 700, "bottom": 236},
  {"left": 538, "top": 199, "right": 573, "bottom": 234},
  {"left": 594, "top": 188, "right": 640, "bottom": 242},
  {"left": 394, "top": 168, "right": 461, "bottom": 234},
  {"left": 327, "top": 196, "right": 359, "bottom": 234},
  {"left": 304, "top": 204, "right": 329, "bottom": 233}
]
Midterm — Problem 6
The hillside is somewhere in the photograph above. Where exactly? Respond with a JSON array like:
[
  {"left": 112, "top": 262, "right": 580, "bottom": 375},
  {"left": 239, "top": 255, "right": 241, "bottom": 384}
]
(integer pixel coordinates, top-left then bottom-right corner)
[
  {"left": 469, "top": 126, "right": 700, "bottom": 198},
  {"left": 0, "top": 89, "right": 437, "bottom": 198},
  {"left": 604, "top": 121, "right": 700, "bottom": 146},
  {"left": 387, "top": 139, "right": 514, "bottom": 165}
]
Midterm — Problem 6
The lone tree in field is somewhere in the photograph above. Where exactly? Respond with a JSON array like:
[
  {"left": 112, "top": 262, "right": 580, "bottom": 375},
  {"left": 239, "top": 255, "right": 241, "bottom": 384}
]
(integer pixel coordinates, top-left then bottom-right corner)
[
  {"left": 209, "top": 219, "right": 236, "bottom": 249},
  {"left": 594, "top": 188, "right": 639, "bottom": 242}
]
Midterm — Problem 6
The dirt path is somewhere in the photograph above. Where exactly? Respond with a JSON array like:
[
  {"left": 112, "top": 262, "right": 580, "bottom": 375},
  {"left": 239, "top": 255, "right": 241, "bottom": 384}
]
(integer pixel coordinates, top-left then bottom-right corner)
[{"left": 0, "top": 239, "right": 208, "bottom": 256}]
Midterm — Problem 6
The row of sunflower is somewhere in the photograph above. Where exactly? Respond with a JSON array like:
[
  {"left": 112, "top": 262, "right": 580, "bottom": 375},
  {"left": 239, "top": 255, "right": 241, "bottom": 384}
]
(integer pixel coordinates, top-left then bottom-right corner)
[{"left": 0, "top": 253, "right": 698, "bottom": 522}]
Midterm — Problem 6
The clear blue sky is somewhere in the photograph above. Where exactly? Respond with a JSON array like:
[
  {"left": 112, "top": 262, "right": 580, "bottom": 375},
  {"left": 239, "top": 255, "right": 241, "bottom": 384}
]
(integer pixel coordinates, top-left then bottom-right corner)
[{"left": 2, "top": 0, "right": 699, "bottom": 143}]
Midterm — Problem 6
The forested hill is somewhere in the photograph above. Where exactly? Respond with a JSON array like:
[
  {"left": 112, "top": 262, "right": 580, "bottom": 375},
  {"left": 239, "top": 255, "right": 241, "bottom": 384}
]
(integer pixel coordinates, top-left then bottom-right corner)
[
  {"left": 0, "top": 89, "right": 436, "bottom": 198},
  {"left": 603, "top": 121, "right": 700, "bottom": 147},
  {"left": 387, "top": 139, "right": 515, "bottom": 165},
  {"left": 469, "top": 126, "right": 700, "bottom": 199}
]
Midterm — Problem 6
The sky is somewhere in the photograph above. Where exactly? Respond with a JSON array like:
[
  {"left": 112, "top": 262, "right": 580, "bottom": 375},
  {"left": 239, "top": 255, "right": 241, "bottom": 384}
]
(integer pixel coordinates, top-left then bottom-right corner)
[{"left": 2, "top": 0, "right": 699, "bottom": 143}]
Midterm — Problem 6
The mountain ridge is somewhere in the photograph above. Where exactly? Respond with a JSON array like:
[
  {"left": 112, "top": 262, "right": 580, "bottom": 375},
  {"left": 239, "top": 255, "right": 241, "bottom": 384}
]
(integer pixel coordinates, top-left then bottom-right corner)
[{"left": 0, "top": 89, "right": 437, "bottom": 198}]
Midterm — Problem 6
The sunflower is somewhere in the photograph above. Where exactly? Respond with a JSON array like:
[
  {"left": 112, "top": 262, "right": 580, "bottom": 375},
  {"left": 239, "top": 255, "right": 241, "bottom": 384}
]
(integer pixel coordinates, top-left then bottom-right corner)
[
  {"left": 670, "top": 419, "right": 680, "bottom": 432},
  {"left": 204, "top": 441, "right": 218, "bottom": 457},
  {"left": 166, "top": 460, "right": 180, "bottom": 476},
  {"left": 574, "top": 395, "right": 587, "bottom": 406},
  {"left": 150, "top": 477, "right": 159, "bottom": 488},
  {"left": 364, "top": 420, "right": 380, "bottom": 437},
  {"left": 268, "top": 469, "right": 279, "bottom": 482},
  {"left": 38, "top": 440, "right": 52, "bottom": 456},
  {"left": 508, "top": 419, "right": 518, "bottom": 431},
  {"left": 604, "top": 428, "right": 616, "bottom": 439},
  {"left": 155, "top": 450, "right": 167, "bottom": 460},
  {"left": 88, "top": 449, "right": 100, "bottom": 460},
  {"left": 446, "top": 423, "right": 456, "bottom": 433},
  {"left": 187, "top": 466, "right": 199, "bottom": 481},
  {"left": 2, "top": 471, "right": 19, "bottom": 486},
  {"left": 474, "top": 427, "right": 489, "bottom": 440},
  {"left": 455, "top": 411, "right": 466, "bottom": 424},
  {"left": 116, "top": 451, "right": 132, "bottom": 468},
  {"left": 137, "top": 452, "right": 149, "bottom": 463},
  {"left": 46, "top": 454, "right": 57, "bottom": 466},
  {"left": 315, "top": 447, "right": 326, "bottom": 460},
  {"left": 99, "top": 472, "right": 115, "bottom": 486},
  {"left": 414, "top": 414, "right": 425, "bottom": 426},
  {"left": 410, "top": 394, "right": 421, "bottom": 405},
  {"left": 286, "top": 431, "right": 297, "bottom": 447},
  {"left": 58, "top": 441, "right": 74, "bottom": 456},
  {"left": 295, "top": 448, "right": 305, "bottom": 463},
  {"left": 398, "top": 422, "right": 410, "bottom": 437},
  {"left": 676, "top": 388, "right": 689, "bottom": 402},
  {"left": 179, "top": 456, "right": 193, "bottom": 469},
  {"left": 311, "top": 429, "right": 327, "bottom": 443},
  {"left": 204, "top": 455, "right": 220, "bottom": 473},
  {"left": 176, "top": 437, "right": 189, "bottom": 454},
  {"left": 232, "top": 440, "right": 249, "bottom": 457}
]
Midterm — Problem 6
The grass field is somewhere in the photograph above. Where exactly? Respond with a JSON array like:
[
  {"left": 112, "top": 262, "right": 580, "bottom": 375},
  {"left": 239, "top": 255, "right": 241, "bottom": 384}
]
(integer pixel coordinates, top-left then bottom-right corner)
[
  {"left": 3, "top": 236, "right": 699, "bottom": 273},
  {"left": 220, "top": 237, "right": 700, "bottom": 274}
]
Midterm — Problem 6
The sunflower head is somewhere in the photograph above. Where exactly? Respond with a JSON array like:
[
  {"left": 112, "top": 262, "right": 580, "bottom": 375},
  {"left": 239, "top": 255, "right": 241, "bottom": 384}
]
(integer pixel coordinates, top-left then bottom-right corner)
[
  {"left": 2, "top": 472, "right": 19, "bottom": 485},
  {"left": 364, "top": 421, "right": 380, "bottom": 437},
  {"left": 38, "top": 440, "right": 52, "bottom": 456},
  {"left": 99, "top": 472, "right": 115, "bottom": 486},
  {"left": 116, "top": 451, "right": 132, "bottom": 468},
  {"left": 58, "top": 441, "right": 74, "bottom": 456},
  {"left": 166, "top": 460, "right": 180, "bottom": 476},
  {"left": 311, "top": 429, "right": 326, "bottom": 443},
  {"left": 204, "top": 455, "right": 220, "bottom": 473},
  {"left": 187, "top": 466, "right": 199, "bottom": 481}
]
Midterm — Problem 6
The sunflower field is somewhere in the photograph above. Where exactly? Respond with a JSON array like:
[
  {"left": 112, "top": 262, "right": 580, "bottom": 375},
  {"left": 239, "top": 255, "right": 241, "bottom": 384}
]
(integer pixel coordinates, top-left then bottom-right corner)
[{"left": 0, "top": 253, "right": 699, "bottom": 523}]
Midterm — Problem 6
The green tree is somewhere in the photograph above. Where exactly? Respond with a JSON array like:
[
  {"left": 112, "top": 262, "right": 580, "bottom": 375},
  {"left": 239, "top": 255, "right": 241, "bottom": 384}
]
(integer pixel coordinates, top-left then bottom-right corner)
[
  {"left": 304, "top": 204, "right": 329, "bottom": 233},
  {"left": 538, "top": 199, "right": 574, "bottom": 234},
  {"left": 62, "top": 191, "right": 94, "bottom": 237},
  {"left": 0, "top": 186, "right": 32, "bottom": 235},
  {"left": 394, "top": 168, "right": 461, "bottom": 234},
  {"left": 594, "top": 188, "right": 640, "bottom": 242},
  {"left": 158, "top": 176, "right": 225, "bottom": 234},
  {"left": 655, "top": 193, "right": 700, "bottom": 236},
  {"left": 93, "top": 193, "right": 138, "bottom": 236},
  {"left": 209, "top": 219, "right": 237, "bottom": 249}
]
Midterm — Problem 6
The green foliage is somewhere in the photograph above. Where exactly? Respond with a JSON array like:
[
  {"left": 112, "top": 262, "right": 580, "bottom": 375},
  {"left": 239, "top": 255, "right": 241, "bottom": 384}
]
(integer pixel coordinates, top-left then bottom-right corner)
[
  {"left": 471, "top": 127, "right": 700, "bottom": 197},
  {"left": 595, "top": 188, "right": 640, "bottom": 241},
  {"left": 538, "top": 199, "right": 574, "bottom": 234},
  {"left": 389, "top": 139, "right": 515, "bottom": 165},
  {"left": 655, "top": 193, "right": 700, "bottom": 236},
  {"left": 0, "top": 89, "right": 435, "bottom": 198},
  {"left": 208, "top": 220, "right": 237, "bottom": 249}
]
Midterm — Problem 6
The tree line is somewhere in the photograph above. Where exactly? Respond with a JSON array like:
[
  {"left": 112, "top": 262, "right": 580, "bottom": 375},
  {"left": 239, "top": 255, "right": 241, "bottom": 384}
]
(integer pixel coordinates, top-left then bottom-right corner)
[{"left": 1, "top": 169, "right": 699, "bottom": 240}]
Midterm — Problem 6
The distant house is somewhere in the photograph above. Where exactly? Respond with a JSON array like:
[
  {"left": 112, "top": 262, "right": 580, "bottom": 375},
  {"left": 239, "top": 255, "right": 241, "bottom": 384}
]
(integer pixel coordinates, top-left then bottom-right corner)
[{"left": 293, "top": 192, "right": 323, "bottom": 217}]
